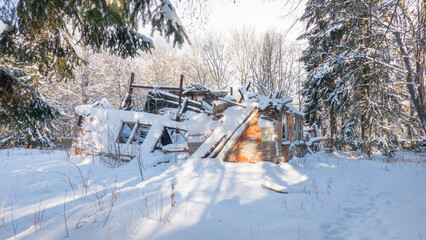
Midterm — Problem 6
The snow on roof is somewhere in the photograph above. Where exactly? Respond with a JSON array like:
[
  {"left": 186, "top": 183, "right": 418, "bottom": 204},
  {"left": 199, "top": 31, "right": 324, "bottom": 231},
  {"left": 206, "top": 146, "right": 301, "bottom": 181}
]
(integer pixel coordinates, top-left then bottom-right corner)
[
  {"left": 257, "top": 95, "right": 293, "bottom": 112},
  {"left": 74, "top": 104, "right": 187, "bottom": 157},
  {"left": 75, "top": 98, "right": 115, "bottom": 115},
  {"left": 182, "top": 83, "right": 210, "bottom": 93},
  {"left": 285, "top": 103, "right": 303, "bottom": 117}
]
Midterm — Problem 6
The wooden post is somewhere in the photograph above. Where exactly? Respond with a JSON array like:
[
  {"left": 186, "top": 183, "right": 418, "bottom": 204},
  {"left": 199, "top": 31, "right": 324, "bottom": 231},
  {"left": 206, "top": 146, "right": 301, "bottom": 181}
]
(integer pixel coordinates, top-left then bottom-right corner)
[
  {"left": 230, "top": 87, "right": 233, "bottom": 96},
  {"left": 122, "top": 72, "right": 135, "bottom": 110},
  {"left": 76, "top": 115, "right": 83, "bottom": 127},
  {"left": 176, "top": 74, "right": 184, "bottom": 121},
  {"left": 288, "top": 111, "right": 295, "bottom": 143}
]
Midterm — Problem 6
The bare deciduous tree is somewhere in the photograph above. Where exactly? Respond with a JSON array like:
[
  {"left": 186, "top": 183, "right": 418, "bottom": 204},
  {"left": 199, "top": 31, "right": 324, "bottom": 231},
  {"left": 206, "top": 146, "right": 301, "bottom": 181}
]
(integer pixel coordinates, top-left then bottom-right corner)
[
  {"left": 139, "top": 40, "right": 190, "bottom": 86},
  {"left": 229, "top": 26, "right": 256, "bottom": 86},
  {"left": 250, "top": 30, "right": 305, "bottom": 101},
  {"left": 187, "top": 33, "right": 234, "bottom": 89}
]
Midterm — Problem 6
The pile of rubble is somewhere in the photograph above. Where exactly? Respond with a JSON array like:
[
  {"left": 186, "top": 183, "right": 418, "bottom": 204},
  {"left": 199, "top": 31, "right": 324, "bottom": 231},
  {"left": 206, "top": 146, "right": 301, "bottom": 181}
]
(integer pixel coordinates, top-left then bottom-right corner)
[{"left": 72, "top": 75, "right": 322, "bottom": 163}]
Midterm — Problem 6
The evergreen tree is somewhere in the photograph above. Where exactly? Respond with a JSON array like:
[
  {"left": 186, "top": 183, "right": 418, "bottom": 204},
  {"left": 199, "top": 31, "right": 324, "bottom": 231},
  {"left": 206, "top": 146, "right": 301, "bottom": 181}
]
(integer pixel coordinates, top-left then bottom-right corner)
[
  {"left": 0, "top": 66, "right": 59, "bottom": 147},
  {"left": 299, "top": 0, "right": 346, "bottom": 151},
  {"left": 299, "top": 0, "right": 421, "bottom": 155},
  {"left": 0, "top": 0, "right": 188, "bottom": 147}
]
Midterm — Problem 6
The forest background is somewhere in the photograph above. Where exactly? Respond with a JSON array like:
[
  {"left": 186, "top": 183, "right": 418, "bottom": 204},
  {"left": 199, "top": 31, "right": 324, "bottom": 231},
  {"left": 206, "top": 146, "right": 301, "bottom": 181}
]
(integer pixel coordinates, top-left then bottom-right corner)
[{"left": 0, "top": 0, "right": 424, "bottom": 156}]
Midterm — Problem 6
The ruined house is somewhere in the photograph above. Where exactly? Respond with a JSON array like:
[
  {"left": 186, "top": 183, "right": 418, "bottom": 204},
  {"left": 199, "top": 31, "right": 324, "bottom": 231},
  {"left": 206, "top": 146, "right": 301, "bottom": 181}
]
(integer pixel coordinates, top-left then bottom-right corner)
[{"left": 72, "top": 75, "right": 312, "bottom": 163}]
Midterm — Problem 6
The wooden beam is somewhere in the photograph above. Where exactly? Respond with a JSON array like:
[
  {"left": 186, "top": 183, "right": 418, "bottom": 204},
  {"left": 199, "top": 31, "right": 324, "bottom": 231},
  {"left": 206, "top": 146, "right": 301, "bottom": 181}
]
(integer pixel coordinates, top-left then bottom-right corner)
[
  {"left": 218, "top": 97, "right": 247, "bottom": 108},
  {"left": 130, "top": 84, "right": 181, "bottom": 91},
  {"left": 176, "top": 74, "right": 184, "bottom": 121},
  {"left": 122, "top": 72, "right": 135, "bottom": 110}
]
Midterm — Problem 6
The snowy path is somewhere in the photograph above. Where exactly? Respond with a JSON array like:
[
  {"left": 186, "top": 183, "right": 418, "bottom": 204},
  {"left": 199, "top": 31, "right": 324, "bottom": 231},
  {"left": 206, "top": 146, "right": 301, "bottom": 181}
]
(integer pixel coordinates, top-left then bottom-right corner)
[
  {"left": 0, "top": 149, "right": 425, "bottom": 240},
  {"left": 317, "top": 155, "right": 426, "bottom": 240},
  {"left": 322, "top": 179, "right": 393, "bottom": 239}
]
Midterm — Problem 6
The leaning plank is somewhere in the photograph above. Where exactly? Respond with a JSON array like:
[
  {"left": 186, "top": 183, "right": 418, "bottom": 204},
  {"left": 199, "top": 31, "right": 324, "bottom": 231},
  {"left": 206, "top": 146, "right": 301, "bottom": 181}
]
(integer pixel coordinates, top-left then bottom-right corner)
[
  {"left": 203, "top": 135, "right": 227, "bottom": 158},
  {"left": 140, "top": 121, "right": 165, "bottom": 153},
  {"left": 213, "top": 108, "right": 258, "bottom": 160},
  {"left": 126, "top": 122, "right": 139, "bottom": 144},
  {"left": 178, "top": 98, "right": 188, "bottom": 116},
  {"left": 188, "top": 103, "right": 257, "bottom": 160},
  {"left": 218, "top": 98, "right": 247, "bottom": 108}
]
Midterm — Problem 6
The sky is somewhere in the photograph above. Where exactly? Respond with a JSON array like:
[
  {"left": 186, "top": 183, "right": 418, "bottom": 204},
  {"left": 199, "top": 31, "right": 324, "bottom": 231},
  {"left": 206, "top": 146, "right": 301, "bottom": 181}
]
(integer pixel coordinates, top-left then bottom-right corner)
[
  {"left": 204, "top": 0, "right": 304, "bottom": 39},
  {"left": 0, "top": 0, "right": 306, "bottom": 41}
]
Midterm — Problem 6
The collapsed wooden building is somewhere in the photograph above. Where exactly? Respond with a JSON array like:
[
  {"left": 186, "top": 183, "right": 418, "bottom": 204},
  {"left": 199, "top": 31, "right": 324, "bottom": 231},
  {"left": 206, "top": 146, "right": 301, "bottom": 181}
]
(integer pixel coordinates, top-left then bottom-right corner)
[{"left": 72, "top": 75, "right": 320, "bottom": 163}]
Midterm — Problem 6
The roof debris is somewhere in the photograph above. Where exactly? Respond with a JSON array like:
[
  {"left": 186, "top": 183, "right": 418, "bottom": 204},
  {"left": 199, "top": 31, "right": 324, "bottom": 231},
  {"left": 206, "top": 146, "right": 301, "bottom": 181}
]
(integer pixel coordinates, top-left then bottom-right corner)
[{"left": 72, "top": 75, "right": 320, "bottom": 163}]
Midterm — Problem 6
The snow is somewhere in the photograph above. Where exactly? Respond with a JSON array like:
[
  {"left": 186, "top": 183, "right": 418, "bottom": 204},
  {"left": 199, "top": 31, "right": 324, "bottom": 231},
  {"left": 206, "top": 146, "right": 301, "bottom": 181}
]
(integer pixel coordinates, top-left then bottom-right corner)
[
  {"left": 186, "top": 113, "right": 216, "bottom": 141},
  {"left": 162, "top": 143, "right": 188, "bottom": 152},
  {"left": 74, "top": 104, "right": 186, "bottom": 156},
  {"left": 161, "top": 0, "right": 184, "bottom": 31},
  {"left": 134, "top": 32, "right": 155, "bottom": 49},
  {"left": 75, "top": 98, "right": 114, "bottom": 115},
  {"left": 263, "top": 181, "right": 288, "bottom": 193},
  {"left": 286, "top": 103, "right": 303, "bottom": 117},
  {"left": 1, "top": 148, "right": 425, "bottom": 239}
]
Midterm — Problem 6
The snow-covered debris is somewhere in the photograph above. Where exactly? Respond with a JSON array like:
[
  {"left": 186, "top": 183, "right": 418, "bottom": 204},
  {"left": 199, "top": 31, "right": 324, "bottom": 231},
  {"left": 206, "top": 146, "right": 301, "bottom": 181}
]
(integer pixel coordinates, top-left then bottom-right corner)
[
  {"left": 73, "top": 105, "right": 186, "bottom": 158},
  {"left": 74, "top": 80, "right": 313, "bottom": 163},
  {"left": 75, "top": 98, "right": 114, "bottom": 115},
  {"left": 162, "top": 143, "right": 188, "bottom": 153}
]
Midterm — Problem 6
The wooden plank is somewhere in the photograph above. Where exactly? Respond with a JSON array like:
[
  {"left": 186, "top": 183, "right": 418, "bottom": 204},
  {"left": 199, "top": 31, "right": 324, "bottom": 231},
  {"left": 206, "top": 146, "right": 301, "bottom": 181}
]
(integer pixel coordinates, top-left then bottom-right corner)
[
  {"left": 259, "top": 84, "right": 270, "bottom": 96},
  {"left": 218, "top": 97, "right": 246, "bottom": 108},
  {"left": 203, "top": 135, "right": 227, "bottom": 158},
  {"left": 214, "top": 109, "right": 259, "bottom": 160},
  {"left": 122, "top": 72, "right": 135, "bottom": 110},
  {"left": 263, "top": 185, "right": 288, "bottom": 194},
  {"left": 288, "top": 111, "right": 294, "bottom": 142},
  {"left": 152, "top": 99, "right": 201, "bottom": 113},
  {"left": 131, "top": 84, "right": 181, "bottom": 91},
  {"left": 156, "top": 91, "right": 204, "bottom": 109},
  {"left": 126, "top": 122, "right": 139, "bottom": 144},
  {"left": 176, "top": 74, "right": 184, "bottom": 121},
  {"left": 177, "top": 98, "right": 188, "bottom": 117}
]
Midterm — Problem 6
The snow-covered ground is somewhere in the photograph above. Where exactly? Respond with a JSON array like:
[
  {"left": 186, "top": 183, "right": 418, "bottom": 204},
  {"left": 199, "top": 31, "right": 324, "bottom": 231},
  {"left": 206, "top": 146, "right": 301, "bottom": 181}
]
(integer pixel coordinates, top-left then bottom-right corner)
[{"left": 0, "top": 148, "right": 425, "bottom": 240}]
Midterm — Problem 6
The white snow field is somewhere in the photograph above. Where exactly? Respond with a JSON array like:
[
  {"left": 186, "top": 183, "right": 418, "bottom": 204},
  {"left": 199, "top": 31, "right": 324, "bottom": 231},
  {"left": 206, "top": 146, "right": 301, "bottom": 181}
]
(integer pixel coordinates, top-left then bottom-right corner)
[{"left": 0, "top": 149, "right": 425, "bottom": 240}]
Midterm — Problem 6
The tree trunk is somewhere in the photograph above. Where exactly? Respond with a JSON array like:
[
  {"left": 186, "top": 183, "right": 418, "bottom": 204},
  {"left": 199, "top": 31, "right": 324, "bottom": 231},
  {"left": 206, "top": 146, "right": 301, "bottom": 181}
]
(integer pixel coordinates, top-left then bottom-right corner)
[
  {"left": 394, "top": 30, "right": 426, "bottom": 134},
  {"left": 418, "top": 0, "right": 426, "bottom": 133},
  {"left": 330, "top": 108, "right": 337, "bottom": 152},
  {"left": 361, "top": 84, "right": 372, "bottom": 157}
]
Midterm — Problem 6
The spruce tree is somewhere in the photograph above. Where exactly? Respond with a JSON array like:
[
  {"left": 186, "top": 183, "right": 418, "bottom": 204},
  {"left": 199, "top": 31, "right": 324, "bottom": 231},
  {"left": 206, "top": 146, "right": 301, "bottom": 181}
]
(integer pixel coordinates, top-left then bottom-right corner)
[
  {"left": 299, "top": 0, "right": 346, "bottom": 151},
  {"left": 0, "top": 0, "right": 188, "bottom": 147},
  {"left": 299, "top": 0, "right": 420, "bottom": 155}
]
